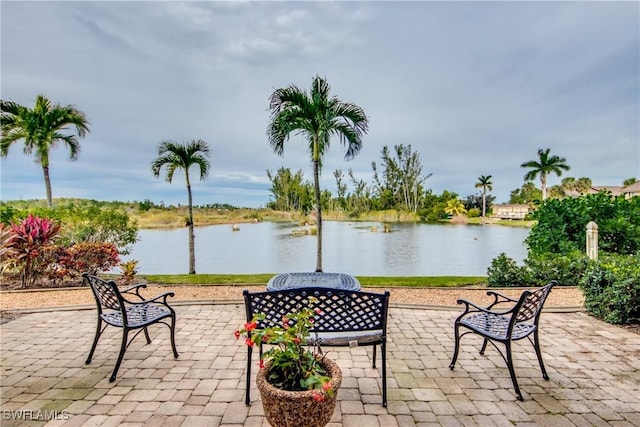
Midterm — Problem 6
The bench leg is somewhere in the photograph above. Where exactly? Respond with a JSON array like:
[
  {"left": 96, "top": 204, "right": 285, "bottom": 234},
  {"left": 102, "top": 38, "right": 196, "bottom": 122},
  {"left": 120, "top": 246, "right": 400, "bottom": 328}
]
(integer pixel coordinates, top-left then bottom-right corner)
[
  {"left": 505, "top": 342, "right": 523, "bottom": 401},
  {"left": 381, "top": 341, "right": 387, "bottom": 407},
  {"left": 110, "top": 329, "right": 129, "bottom": 383},
  {"left": 170, "top": 314, "right": 179, "bottom": 358},
  {"left": 245, "top": 345, "right": 253, "bottom": 405},
  {"left": 86, "top": 318, "right": 103, "bottom": 365},
  {"left": 372, "top": 345, "right": 377, "bottom": 369},
  {"left": 533, "top": 329, "right": 548, "bottom": 380},
  {"left": 449, "top": 323, "right": 461, "bottom": 370}
]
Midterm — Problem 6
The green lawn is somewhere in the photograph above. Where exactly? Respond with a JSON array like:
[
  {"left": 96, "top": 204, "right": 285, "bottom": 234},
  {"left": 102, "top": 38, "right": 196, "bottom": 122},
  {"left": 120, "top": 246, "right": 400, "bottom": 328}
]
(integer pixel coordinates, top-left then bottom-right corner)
[{"left": 139, "top": 274, "right": 487, "bottom": 288}]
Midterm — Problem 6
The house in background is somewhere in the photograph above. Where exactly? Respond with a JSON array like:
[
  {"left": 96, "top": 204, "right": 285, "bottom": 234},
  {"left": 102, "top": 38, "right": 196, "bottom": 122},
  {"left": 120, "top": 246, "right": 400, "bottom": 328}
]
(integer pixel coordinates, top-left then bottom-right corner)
[
  {"left": 587, "top": 183, "right": 640, "bottom": 199},
  {"left": 492, "top": 204, "right": 529, "bottom": 220},
  {"left": 621, "top": 181, "right": 640, "bottom": 198}
]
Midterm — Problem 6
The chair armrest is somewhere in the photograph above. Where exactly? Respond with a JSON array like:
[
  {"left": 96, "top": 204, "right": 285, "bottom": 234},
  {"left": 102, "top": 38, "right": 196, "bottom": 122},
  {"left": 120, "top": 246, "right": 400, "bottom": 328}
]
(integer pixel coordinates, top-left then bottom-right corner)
[
  {"left": 121, "top": 283, "right": 148, "bottom": 301},
  {"left": 129, "top": 291, "right": 176, "bottom": 306},
  {"left": 456, "top": 298, "right": 515, "bottom": 317},
  {"left": 485, "top": 290, "right": 519, "bottom": 310}
]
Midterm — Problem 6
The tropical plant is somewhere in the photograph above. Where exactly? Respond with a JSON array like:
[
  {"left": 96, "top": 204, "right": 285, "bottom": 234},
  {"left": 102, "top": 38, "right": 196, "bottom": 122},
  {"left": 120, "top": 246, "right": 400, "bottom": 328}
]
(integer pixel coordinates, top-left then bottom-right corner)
[
  {"left": 520, "top": 148, "right": 570, "bottom": 200},
  {"left": 444, "top": 199, "right": 467, "bottom": 216},
  {"left": 474, "top": 175, "right": 493, "bottom": 219},
  {"left": 1, "top": 214, "right": 61, "bottom": 288},
  {"left": 119, "top": 259, "right": 139, "bottom": 285},
  {"left": 234, "top": 298, "right": 335, "bottom": 400},
  {"left": 0, "top": 94, "right": 90, "bottom": 208},
  {"left": 151, "top": 139, "right": 211, "bottom": 274},
  {"left": 267, "top": 75, "right": 368, "bottom": 272}
]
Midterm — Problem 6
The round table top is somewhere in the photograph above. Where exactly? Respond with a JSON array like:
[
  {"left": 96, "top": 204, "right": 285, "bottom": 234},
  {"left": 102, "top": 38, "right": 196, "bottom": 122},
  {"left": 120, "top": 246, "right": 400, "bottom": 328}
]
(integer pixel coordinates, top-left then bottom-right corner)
[{"left": 266, "top": 272, "right": 361, "bottom": 291}]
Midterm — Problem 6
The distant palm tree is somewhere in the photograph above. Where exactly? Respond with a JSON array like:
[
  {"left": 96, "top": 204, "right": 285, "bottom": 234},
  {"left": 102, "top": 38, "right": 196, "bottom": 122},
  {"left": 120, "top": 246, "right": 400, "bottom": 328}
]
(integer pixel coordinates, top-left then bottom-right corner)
[
  {"left": 1, "top": 94, "right": 90, "bottom": 208},
  {"left": 151, "top": 140, "right": 210, "bottom": 274},
  {"left": 475, "top": 175, "right": 493, "bottom": 219},
  {"left": 267, "top": 75, "right": 368, "bottom": 272},
  {"left": 445, "top": 199, "right": 467, "bottom": 216},
  {"left": 521, "top": 148, "right": 570, "bottom": 200}
]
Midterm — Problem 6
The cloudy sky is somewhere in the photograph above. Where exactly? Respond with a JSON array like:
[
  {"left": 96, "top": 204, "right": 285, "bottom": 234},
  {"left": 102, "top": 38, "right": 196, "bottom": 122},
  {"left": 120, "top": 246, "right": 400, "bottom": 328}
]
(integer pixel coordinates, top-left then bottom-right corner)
[{"left": 1, "top": 1, "right": 638, "bottom": 208}]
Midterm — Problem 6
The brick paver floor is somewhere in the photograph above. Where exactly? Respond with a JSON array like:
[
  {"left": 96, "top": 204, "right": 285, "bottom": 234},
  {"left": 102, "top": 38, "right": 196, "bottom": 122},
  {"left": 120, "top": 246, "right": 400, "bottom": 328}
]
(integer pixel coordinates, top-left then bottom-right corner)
[{"left": 1, "top": 302, "right": 638, "bottom": 426}]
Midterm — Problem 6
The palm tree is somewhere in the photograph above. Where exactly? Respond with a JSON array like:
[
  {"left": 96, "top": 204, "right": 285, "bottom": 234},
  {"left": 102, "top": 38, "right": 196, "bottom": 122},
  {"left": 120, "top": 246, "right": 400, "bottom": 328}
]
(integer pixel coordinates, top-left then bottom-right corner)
[
  {"left": 475, "top": 175, "right": 493, "bottom": 219},
  {"left": 445, "top": 199, "right": 467, "bottom": 216},
  {"left": 1, "top": 94, "right": 90, "bottom": 208},
  {"left": 151, "top": 140, "right": 210, "bottom": 274},
  {"left": 521, "top": 148, "right": 570, "bottom": 200},
  {"left": 267, "top": 75, "right": 368, "bottom": 272}
]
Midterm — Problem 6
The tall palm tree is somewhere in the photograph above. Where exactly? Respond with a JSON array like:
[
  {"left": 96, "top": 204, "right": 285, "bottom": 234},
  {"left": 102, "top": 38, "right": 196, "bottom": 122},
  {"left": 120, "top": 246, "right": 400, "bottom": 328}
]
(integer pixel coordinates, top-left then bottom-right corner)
[
  {"left": 475, "top": 175, "right": 493, "bottom": 219},
  {"left": 521, "top": 148, "right": 570, "bottom": 200},
  {"left": 152, "top": 139, "right": 210, "bottom": 274},
  {"left": 267, "top": 75, "right": 368, "bottom": 272},
  {"left": 1, "top": 94, "right": 90, "bottom": 208}
]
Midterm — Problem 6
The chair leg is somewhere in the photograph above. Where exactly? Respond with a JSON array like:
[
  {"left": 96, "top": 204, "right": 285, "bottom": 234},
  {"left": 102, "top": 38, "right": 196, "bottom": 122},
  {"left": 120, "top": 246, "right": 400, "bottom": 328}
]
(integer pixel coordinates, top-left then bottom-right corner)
[
  {"left": 110, "top": 329, "right": 129, "bottom": 383},
  {"left": 532, "top": 329, "right": 549, "bottom": 380},
  {"left": 245, "top": 344, "right": 253, "bottom": 405},
  {"left": 381, "top": 341, "right": 387, "bottom": 407},
  {"left": 372, "top": 344, "right": 377, "bottom": 369},
  {"left": 449, "top": 323, "right": 461, "bottom": 369},
  {"left": 143, "top": 327, "right": 152, "bottom": 344},
  {"left": 170, "top": 315, "right": 179, "bottom": 358},
  {"left": 86, "top": 318, "right": 103, "bottom": 365},
  {"left": 504, "top": 342, "right": 523, "bottom": 401},
  {"left": 480, "top": 338, "right": 489, "bottom": 355}
]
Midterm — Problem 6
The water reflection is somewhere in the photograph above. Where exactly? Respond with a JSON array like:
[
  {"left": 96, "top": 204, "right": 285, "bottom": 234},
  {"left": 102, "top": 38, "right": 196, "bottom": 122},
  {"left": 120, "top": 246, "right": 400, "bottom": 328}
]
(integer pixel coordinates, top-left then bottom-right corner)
[{"left": 123, "top": 221, "right": 529, "bottom": 276}]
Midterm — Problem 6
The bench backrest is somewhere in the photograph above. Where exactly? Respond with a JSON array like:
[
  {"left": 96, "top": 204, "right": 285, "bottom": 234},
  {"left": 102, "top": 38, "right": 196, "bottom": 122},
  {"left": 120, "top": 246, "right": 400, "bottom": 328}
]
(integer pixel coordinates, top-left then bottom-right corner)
[{"left": 243, "top": 288, "right": 390, "bottom": 334}]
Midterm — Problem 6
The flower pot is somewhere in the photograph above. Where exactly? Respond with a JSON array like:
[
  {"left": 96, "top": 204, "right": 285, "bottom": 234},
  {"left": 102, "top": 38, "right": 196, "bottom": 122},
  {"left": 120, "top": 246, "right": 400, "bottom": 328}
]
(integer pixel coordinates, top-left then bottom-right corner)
[{"left": 256, "top": 357, "right": 343, "bottom": 427}]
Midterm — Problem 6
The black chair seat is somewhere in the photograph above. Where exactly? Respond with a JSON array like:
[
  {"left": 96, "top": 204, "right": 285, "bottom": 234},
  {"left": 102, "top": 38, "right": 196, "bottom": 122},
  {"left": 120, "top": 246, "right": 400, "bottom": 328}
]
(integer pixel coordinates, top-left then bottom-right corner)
[
  {"left": 460, "top": 313, "right": 536, "bottom": 341},
  {"left": 102, "top": 304, "right": 173, "bottom": 329}
]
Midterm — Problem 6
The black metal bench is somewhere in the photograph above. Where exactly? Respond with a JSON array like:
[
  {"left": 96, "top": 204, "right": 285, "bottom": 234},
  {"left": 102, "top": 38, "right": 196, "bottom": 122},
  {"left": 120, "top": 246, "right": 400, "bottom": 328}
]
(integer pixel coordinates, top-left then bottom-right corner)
[
  {"left": 243, "top": 288, "right": 390, "bottom": 406},
  {"left": 449, "top": 281, "right": 556, "bottom": 400},
  {"left": 83, "top": 274, "right": 179, "bottom": 382}
]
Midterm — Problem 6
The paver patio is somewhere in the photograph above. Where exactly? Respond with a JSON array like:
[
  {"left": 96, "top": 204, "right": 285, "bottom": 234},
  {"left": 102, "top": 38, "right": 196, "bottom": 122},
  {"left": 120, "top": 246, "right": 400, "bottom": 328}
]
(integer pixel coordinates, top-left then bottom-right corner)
[{"left": 1, "top": 302, "right": 638, "bottom": 426}]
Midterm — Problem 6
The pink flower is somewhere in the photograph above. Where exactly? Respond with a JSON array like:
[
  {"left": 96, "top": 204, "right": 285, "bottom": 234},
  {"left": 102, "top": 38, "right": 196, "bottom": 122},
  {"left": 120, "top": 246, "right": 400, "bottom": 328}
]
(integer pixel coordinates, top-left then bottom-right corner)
[
  {"left": 259, "top": 359, "right": 265, "bottom": 369},
  {"left": 322, "top": 382, "right": 332, "bottom": 392},
  {"left": 312, "top": 392, "right": 325, "bottom": 402},
  {"left": 245, "top": 338, "right": 254, "bottom": 347},
  {"left": 233, "top": 330, "right": 241, "bottom": 339}
]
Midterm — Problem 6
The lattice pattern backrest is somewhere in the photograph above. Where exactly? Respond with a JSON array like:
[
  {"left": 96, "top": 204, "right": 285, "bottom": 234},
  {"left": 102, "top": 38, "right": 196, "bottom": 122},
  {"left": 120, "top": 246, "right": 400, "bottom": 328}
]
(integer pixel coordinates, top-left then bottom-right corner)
[
  {"left": 246, "top": 288, "right": 388, "bottom": 333},
  {"left": 515, "top": 283, "right": 554, "bottom": 322},
  {"left": 84, "top": 274, "right": 122, "bottom": 311}
]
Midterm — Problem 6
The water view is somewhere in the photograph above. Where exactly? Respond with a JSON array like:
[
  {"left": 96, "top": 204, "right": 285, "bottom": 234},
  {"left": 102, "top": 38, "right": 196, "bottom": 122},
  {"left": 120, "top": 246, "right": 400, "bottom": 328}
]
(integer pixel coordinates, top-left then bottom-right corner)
[{"left": 124, "top": 221, "right": 529, "bottom": 276}]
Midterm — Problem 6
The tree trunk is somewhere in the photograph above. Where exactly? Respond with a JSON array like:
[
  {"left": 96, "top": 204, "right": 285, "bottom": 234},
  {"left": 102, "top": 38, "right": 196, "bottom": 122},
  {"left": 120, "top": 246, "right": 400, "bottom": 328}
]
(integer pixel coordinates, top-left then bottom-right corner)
[
  {"left": 482, "top": 190, "right": 486, "bottom": 218},
  {"left": 42, "top": 164, "right": 53, "bottom": 208},
  {"left": 541, "top": 174, "right": 547, "bottom": 200},
  {"left": 186, "top": 173, "right": 196, "bottom": 274},
  {"left": 313, "top": 158, "right": 323, "bottom": 273}
]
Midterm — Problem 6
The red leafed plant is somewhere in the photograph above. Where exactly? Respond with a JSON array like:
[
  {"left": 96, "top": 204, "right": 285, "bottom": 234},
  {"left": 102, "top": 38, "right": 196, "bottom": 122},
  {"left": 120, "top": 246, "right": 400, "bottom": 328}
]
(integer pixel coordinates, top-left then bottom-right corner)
[{"left": 1, "top": 214, "right": 61, "bottom": 288}]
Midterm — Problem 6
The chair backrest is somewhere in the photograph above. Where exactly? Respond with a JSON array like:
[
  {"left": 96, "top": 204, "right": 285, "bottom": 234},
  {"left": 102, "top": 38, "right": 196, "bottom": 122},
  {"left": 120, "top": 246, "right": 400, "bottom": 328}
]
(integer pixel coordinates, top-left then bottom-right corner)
[
  {"left": 244, "top": 288, "right": 390, "bottom": 334},
  {"left": 82, "top": 273, "right": 123, "bottom": 312},
  {"left": 514, "top": 281, "right": 556, "bottom": 323}
]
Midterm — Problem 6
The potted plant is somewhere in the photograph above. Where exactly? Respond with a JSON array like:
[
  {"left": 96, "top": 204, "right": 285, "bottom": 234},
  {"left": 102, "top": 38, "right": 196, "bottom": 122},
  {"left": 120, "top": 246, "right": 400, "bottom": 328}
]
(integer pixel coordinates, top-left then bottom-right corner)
[{"left": 235, "top": 298, "right": 342, "bottom": 427}]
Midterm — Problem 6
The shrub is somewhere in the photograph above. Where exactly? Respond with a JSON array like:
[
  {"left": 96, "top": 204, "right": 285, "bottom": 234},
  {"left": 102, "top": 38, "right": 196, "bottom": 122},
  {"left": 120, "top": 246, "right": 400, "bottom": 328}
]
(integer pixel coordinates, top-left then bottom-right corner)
[
  {"left": 524, "top": 251, "right": 590, "bottom": 286},
  {"left": 579, "top": 254, "right": 640, "bottom": 325},
  {"left": 487, "top": 253, "right": 530, "bottom": 287},
  {"left": 1, "top": 214, "right": 61, "bottom": 288},
  {"left": 60, "top": 242, "right": 121, "bottom": 276}
]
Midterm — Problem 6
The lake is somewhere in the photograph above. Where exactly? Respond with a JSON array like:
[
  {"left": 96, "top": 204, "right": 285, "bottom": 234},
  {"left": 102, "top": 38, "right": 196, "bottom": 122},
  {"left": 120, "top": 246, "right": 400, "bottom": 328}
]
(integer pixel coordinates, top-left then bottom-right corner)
[{"left": 122, "top": 221, "right": 530, "bottom": 276}]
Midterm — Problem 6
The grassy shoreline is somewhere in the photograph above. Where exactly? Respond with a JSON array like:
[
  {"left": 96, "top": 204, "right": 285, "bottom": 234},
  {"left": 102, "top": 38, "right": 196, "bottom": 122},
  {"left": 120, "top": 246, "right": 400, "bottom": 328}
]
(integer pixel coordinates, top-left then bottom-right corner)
[{"left": 138, "top": 274, "right": 487, "bottom": 288}]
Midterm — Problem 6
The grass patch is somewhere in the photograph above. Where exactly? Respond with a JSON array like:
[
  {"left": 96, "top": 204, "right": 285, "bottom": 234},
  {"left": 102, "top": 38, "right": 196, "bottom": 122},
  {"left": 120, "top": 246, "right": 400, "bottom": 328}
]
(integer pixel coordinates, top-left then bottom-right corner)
[{"left": 139, "top": 274, "right": 487, "bottom": 288}]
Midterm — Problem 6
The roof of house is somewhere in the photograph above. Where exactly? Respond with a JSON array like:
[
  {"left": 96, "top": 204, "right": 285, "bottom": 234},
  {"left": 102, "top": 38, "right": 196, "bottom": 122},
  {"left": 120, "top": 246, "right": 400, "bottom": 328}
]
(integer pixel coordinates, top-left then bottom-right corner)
[{"left": 622, "top": 181, "right": 640, "bottom": 193}]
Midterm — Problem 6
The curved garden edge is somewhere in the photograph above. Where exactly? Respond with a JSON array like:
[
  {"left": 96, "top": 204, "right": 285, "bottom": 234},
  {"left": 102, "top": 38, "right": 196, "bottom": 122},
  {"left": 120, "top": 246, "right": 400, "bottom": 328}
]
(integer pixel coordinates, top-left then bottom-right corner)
[{"left": 0, "top": 284, "right": 585, "bottom": 312}]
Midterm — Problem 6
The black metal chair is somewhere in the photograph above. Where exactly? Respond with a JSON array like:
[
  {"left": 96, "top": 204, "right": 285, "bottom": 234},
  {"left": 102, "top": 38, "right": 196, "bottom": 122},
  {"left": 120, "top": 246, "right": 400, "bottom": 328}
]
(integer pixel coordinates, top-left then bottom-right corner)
[
  {"left": 449, "top": 281, "right": 556, "bottom": 400},
  {"left": 83, "top": 273, "right": 179, "bottom": 382}
]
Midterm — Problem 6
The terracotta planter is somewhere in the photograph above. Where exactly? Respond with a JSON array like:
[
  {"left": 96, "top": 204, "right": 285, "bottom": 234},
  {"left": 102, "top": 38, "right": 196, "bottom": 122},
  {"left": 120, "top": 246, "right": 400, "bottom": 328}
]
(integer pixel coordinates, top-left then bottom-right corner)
[{"left": 256, "top": 357, "right": 342, "bottom": 427}]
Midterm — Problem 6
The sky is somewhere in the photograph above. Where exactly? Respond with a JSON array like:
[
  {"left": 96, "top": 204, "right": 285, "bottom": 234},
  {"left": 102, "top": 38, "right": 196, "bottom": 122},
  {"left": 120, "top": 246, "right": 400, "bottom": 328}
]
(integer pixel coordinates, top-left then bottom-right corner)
[{"left": 1, "top": 1, "right": 639, "bottom": 208}]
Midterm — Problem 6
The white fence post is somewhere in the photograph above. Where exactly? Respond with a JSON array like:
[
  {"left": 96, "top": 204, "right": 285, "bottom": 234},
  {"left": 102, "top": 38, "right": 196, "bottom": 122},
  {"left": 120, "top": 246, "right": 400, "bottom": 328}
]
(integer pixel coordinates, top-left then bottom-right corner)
[{"left": 586, "top": 221, "right": 598, "bottom": 260}]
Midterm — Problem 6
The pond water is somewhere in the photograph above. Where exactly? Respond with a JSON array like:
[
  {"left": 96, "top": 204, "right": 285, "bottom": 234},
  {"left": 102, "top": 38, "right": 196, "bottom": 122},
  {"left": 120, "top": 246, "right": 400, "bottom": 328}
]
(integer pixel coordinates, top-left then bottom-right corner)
[{"left": 123, "top": 221, "right": 530, "bottom": 276}]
